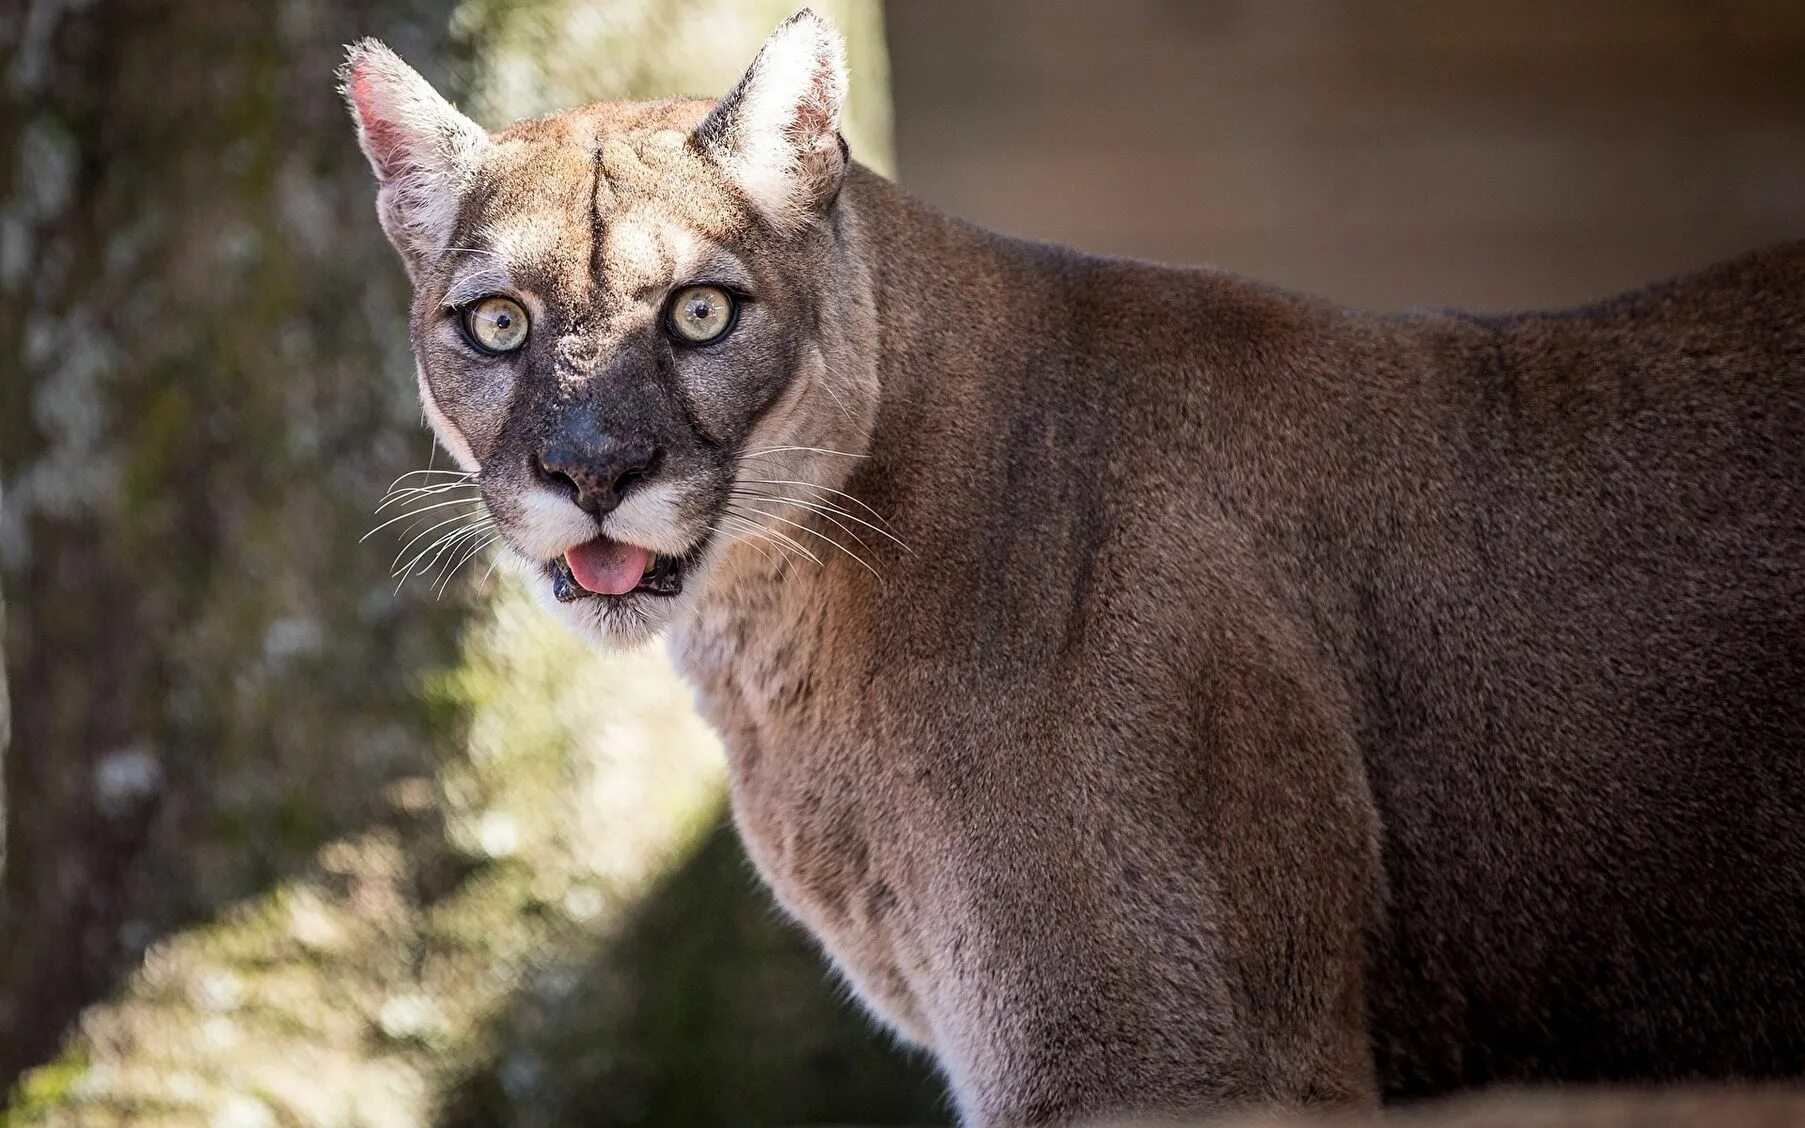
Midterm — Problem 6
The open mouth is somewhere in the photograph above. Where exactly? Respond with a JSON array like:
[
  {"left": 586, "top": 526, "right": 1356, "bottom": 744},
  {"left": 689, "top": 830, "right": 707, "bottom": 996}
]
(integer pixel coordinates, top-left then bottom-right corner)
[{"left": 548, "top": 536, "right": 689, "bottom": 602}]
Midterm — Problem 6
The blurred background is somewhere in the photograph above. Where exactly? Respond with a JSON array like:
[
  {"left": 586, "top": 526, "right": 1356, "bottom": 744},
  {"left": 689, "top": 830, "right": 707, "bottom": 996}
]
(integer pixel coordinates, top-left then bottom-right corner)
[
  {"left": 0, "top": 1, "right": 1801, "bottom": 1124},
  {"left": 889, "top": 0, "right": 1805, "bottom": 310}
]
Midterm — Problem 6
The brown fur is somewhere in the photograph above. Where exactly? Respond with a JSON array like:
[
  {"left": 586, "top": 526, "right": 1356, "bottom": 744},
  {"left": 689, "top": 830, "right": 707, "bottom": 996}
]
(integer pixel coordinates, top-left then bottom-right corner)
[
  {"left": 1154, "top": 1087, "right": 1805, "bottom": 1128},
  {"left": 345, "top": 13, "right": 1805, "bottom": 1127}
]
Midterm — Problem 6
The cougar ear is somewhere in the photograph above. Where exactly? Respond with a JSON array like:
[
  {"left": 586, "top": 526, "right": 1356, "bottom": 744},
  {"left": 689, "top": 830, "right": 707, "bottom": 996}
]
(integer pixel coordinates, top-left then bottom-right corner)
[
  {"left": 693, "top": 9, "right": 849, "bottom": 229},
  {"left": 340, "top": 39, "right": 488, "bottom": 273}
]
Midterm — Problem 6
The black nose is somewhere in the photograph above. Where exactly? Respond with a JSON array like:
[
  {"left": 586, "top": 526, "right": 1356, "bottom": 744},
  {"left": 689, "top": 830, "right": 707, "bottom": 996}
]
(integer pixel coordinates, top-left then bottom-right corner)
[{"left": 537, "top": 436, "right": 659, "bottom": 516}]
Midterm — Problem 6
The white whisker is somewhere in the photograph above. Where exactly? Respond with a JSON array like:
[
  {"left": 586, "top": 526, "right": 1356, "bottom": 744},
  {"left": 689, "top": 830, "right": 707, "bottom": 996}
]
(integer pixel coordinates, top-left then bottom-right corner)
[
  {"left": 736, "top": 481, "right": 910, "bottom": 552},
  {"left": 393, "top": 526, "right": 479, "bottom": 584},
  {"left": 740, "top": 445, "right": 868, "bottom": 461},
  {"left": 719, "top": 513, "right": 800, "bottom": 570},
  {"left": 375, "top": 482, "right": 481, "bottom": 514},
  {"left": 362, "top": 495, "right": 491, "bottom": 542},
  {"left": 435, "top": 533, "right": 501, "bottom": 598},
  {"left": 389, "top": 508, "right": 491, "bottom": 573},
  {"left": 738, "top": 477, "right": 885, "bottom": 520},
  {"left": 734, "top": 489, "right": 874, "bottom": 556},
  {"left": 723, "top": 505, "right": 823, "bottom": 567},
  {"left": 478, "top": 551, "right": 507, "bottom": 592},
  {"left": 385, "top": 468, "right": 476, "bottom": 491},
  {"left": 813, "top": 364, "right": 857, "bottom": 424},
  {"left": 732, "top": 502, "right": 877, "bottom": 578},
  {"left": 396, "top": 524, "right": 490, "bottom": 594},
  {"left": 708, "top": 517, "right": 780, "bottom": 568}
]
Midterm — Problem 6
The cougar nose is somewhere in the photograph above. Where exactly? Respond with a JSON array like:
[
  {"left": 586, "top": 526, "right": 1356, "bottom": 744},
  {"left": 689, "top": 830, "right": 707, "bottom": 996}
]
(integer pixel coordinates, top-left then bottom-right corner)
[{"left": 537, "top": 436, "right": 658, "bottom": 517}]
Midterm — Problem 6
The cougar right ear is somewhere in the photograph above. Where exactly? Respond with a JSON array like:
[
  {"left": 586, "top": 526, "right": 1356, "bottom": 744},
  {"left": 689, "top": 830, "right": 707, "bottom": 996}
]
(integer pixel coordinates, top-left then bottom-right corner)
[
  {"left": 340, "top": 40, "right": 488, "bottom": 274},
  {"left": 692, "top": 9, "right": 850, "bottom": 231}
]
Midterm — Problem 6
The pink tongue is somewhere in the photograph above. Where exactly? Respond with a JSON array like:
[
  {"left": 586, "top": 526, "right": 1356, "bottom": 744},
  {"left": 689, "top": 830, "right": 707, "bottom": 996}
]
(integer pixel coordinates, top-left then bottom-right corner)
[{"left": 566, "top": 538, "right": 653, "bottom": 597}]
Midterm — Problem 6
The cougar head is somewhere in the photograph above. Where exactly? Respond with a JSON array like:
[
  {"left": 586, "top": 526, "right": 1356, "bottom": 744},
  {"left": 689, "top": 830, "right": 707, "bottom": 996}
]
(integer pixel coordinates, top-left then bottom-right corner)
[{"left": 343, "top": 10, "right": 876, "bottom": 646}]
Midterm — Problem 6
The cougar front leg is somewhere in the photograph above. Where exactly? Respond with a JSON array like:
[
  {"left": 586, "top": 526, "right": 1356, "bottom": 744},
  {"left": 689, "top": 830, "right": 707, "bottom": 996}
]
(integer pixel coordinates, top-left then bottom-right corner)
[{"left": 921, "top": 682, "right": 1381, "bottom": 1125}]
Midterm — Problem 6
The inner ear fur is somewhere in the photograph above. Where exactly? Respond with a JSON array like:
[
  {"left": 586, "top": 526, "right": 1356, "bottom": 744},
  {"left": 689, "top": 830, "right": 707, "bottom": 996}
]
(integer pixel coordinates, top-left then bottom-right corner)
[
  {"left": 692, "top": 9, "right": 850, "bottom": 228},
  {"left": 340, "top": 39, "right": 489, "bottom": 271}
]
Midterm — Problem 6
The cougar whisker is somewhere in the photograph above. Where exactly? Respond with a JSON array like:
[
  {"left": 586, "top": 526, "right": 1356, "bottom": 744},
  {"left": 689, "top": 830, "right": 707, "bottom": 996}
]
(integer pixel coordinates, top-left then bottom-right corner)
[
  {"left": 362, "top": 495, "right": 492, "bottom": 542},
  {"left": 731, "top": 501, "right": 879, "bottom": 578},
  {"left": 733, "top": 489, "right": 879, "bottom": 562},
  {"left": 722, "top": 504, "right": 824, "bottom": 568}
]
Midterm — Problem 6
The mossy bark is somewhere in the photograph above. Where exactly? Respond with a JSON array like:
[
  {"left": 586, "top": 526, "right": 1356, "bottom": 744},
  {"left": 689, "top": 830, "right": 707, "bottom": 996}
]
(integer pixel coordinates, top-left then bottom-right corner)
[{"left": 0, "top": 0, "right": 475, "bottom": 1087}]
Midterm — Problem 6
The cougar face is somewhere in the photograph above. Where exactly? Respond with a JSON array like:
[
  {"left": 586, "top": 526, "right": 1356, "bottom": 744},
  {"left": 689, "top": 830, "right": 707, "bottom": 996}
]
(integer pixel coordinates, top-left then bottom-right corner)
[{"left": 345, "top": 13, "right": 869, "bottom": 645}]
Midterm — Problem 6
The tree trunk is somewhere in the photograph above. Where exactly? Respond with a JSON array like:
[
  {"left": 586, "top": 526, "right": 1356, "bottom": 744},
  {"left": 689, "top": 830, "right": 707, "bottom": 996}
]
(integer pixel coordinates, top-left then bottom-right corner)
[{"left": 0, "top": 0, "right": 472, "bottom": 1086}]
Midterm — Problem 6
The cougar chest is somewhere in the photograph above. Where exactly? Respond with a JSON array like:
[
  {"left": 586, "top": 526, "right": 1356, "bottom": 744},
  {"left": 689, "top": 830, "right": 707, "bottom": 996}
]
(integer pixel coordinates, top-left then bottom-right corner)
[{"left": 672, "top": 569, "right": 935, "bottom": 1042}]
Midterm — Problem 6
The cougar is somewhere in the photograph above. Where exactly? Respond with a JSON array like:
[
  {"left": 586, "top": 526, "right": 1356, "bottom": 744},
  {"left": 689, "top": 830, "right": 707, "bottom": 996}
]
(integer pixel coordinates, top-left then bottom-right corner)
[{"left": 343, "top": 11, "right": 1805, "bottom": 1126}]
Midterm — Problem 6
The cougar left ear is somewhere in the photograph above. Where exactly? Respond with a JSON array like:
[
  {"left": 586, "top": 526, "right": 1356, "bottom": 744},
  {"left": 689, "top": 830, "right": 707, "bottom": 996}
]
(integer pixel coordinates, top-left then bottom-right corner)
[
  {"left": 693, "top": 8, "right": 849, "bottom": 229},
  {"left": 340, "top": 39, "right": 489, "bottom": 274}
]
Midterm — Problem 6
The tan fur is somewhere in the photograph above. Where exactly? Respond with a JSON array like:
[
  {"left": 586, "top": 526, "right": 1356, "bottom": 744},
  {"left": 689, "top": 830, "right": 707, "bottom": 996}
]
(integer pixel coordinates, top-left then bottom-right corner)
[{"left": 346, "top": 12, "right": 1805, "bottom": 1127}]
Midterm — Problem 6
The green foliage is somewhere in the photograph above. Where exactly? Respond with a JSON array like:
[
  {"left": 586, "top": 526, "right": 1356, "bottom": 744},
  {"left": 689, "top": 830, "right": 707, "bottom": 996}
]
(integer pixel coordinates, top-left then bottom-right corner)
[{"left": 0, "top": 1052, "right": 90, "bottom": 1126}]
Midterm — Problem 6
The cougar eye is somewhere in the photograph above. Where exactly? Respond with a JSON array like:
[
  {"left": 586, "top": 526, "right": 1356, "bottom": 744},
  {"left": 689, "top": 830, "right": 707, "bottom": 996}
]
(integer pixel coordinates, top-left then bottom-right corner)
[
  {"left": 666, "top": 284, "right": 737, "bottom": 345},
  {"left": 463, "top": 296, "right": 529, "bottom": 354}
]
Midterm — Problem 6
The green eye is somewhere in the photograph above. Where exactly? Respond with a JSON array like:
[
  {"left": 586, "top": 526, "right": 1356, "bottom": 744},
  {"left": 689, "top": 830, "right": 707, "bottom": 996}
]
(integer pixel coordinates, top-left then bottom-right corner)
[
  {"left": 666, "top": 284, "right": 736, "bottom": 345},
  {"left": 464, "top": 296, "right": 529, "bottom": 353}
]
